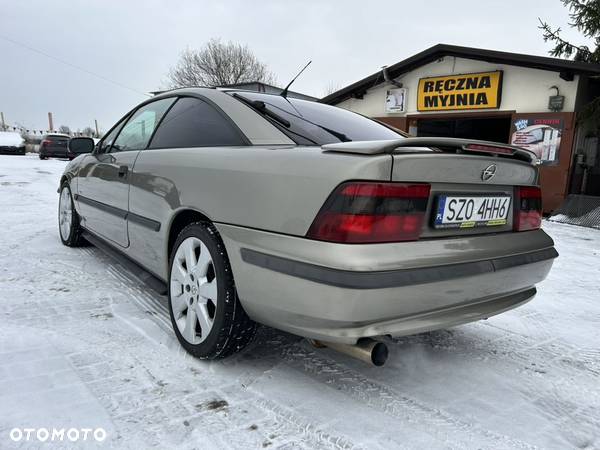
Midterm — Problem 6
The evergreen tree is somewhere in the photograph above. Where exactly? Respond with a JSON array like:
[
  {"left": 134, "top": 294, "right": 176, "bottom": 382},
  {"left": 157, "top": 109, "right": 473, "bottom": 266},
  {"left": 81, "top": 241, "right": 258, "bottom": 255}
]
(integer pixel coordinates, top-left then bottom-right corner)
[{"left": 539, "top": 0, "right": 600, "bottom": 130}]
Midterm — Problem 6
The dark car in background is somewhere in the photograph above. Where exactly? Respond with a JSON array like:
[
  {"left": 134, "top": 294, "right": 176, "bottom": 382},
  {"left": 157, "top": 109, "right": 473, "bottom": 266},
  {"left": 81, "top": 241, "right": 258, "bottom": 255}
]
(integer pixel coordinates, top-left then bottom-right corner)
[
  {"left": 0, "top": 131, "right": 26, "bottom": 155},
  {"left": 39, "top": 133, "right": 70, "bottom": 159}
]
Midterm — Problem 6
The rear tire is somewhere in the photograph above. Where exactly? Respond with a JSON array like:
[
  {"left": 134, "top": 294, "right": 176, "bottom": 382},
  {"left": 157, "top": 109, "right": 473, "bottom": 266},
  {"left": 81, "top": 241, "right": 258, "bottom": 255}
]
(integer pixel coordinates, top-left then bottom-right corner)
[
  {"left": 39, "top": 155, "right": 47, "bottom": 160},
  {"left": 168, "top": 222, "right": 256, "bottom": 359},
  {"left": 58, "top": 182, "right": 86, "bottom": 247}
]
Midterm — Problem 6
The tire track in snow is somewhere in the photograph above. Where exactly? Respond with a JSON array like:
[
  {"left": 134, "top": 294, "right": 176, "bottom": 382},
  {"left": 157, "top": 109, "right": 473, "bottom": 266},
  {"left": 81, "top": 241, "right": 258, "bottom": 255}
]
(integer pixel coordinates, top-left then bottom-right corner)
[
  {"left": 279, "top": 342, "right": 539, "bottom": 450},
  {"left": 105, "top": 265, "right": 172, "bottom": 333},
  {"left": 93, "top": 257, "right": 365, "bottom": 449},
  {"left": 250, "top": 396, "right": 365, "bottom": 450}
]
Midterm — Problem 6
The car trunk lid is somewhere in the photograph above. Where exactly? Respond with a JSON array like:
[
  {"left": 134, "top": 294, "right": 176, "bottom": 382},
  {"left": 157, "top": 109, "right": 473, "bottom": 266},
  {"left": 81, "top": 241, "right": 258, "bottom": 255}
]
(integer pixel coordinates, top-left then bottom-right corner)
[{"left": 322, "top": 138, "right": 539, "bottom": 238}]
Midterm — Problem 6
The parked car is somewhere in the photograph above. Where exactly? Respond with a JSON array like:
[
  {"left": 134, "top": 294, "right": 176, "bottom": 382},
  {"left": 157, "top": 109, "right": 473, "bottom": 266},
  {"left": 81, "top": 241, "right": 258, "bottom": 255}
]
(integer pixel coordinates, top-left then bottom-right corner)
[
  {"left": 39, "top": 133, "right": 70, "bottom": 159},
  {"left": 58, "top": 88, "right": 557, "bottom": 365},
  {"left": 0, "top": 131, "right": 26, "bottom": 155}
]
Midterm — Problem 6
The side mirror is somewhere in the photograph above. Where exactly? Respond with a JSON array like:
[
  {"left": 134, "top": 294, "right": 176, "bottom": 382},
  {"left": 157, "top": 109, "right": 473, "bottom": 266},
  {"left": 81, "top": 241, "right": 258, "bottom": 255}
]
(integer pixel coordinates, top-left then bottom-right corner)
[{"left": 68, "top": 137, "right": 95, "bottom": 154}]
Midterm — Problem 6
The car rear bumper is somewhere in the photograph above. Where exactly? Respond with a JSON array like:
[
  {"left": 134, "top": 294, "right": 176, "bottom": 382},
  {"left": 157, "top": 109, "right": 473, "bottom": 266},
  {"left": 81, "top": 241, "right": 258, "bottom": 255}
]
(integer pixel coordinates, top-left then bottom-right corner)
[
  {"left": 216, "top": 224, "right": 557, "bottom": 344},
  {"left": 0, "top": 146, "right": 25, "bottom": 155},
  {"left": 40, "top": 149, "right": 67, "bottom": 157}
]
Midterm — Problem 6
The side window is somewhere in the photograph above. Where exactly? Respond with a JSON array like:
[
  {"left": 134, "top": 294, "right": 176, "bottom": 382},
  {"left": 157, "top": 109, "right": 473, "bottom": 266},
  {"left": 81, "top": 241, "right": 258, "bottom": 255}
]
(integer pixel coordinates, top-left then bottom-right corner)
[
  {"left": 148, "top": 97, "right": 246, "bottom": 149},
  {"left": 110, "top": 98, "right": 175, "bottom": 152}
]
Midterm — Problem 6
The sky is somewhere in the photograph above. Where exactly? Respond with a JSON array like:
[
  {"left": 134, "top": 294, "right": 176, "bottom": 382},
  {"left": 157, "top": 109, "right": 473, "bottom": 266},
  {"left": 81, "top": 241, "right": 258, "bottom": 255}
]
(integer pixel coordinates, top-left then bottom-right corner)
[{"left": 0, "top": 0, "right": 591, "bottom": 133}]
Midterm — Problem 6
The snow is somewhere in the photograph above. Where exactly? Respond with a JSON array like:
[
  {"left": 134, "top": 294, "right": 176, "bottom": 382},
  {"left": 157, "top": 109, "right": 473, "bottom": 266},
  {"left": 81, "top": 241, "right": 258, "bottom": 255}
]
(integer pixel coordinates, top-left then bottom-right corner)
[
  {"left": 0, "top": 154, "right": 599, "bottom": 449},
  {"left": 0, "top": 132, "right": 24, "bottom": 147}
]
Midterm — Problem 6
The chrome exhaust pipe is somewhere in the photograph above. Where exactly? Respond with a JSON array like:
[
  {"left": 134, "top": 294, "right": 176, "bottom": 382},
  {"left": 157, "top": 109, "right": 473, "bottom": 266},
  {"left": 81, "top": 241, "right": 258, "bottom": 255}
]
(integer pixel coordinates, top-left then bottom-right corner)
[{"left": 313, "top": 338, "right": 389, "bottom": 366}]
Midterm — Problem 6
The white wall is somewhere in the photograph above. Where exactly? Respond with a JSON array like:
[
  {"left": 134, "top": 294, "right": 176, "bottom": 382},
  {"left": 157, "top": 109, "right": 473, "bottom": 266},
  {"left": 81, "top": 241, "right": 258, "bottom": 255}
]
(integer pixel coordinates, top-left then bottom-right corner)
[{"left": 337, "top": 56, "right": 579, "bottom": 117}]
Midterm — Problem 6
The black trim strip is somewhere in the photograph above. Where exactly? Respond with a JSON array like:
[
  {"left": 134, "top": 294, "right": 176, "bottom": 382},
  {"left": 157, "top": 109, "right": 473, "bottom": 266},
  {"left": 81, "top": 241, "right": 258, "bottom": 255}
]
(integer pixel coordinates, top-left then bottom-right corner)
[
  {"left": 76, "top": 194, "right": 127, "bottom": 219},
  {"left": 240, "top": 247, "right": 558, "bottom": 290},
  {"left": 128, "top": 212, "right": 161, "bottom": 232},
  {"left": 75, "top": 194, "right": 161, "bottom": 231}
]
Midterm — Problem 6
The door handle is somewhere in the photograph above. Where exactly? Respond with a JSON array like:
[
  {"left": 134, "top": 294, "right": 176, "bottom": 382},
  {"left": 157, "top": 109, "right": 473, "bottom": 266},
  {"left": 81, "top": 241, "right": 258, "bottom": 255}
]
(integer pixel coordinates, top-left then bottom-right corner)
[{"left": 118, "top": 165, "right": 128, "bottom": 177}]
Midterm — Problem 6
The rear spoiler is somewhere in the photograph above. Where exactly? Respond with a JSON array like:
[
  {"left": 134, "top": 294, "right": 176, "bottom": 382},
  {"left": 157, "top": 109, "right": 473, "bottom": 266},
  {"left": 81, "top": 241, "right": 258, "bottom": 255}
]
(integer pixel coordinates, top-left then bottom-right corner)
[{"left": 322, "top": 137, "right": 538, "bottom": 165}]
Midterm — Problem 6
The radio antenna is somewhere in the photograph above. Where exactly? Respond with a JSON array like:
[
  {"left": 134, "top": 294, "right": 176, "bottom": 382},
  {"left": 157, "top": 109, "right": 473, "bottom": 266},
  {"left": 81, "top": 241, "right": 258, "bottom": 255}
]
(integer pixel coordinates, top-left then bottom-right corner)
[{"left": 280, "top": 60, "right": 312, "bottom": 98}]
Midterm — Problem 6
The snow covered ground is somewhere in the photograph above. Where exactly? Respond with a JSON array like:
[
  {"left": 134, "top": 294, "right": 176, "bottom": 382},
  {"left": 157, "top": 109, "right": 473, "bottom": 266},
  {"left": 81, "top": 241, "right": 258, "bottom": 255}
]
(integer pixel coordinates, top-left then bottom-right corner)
[{"left": 0, "top": 154, "right": 599, "bottom": 449}]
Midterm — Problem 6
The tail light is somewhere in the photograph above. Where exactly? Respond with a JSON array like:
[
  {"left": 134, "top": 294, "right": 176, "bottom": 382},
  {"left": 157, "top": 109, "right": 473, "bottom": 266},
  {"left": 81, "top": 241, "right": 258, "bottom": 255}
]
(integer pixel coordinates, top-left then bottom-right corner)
[
  {"left": 306, "top": 182, "right": 431, "bottom": 243},
  {"left": 514, "top": 186, "right": 542, "bottom": 231}
]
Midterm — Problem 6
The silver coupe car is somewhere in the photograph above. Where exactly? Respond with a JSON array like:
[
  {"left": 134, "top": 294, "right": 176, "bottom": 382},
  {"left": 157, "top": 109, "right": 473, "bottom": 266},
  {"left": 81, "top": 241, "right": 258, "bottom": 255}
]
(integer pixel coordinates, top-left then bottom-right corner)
[{"left": 58, "top": 88, "right": 557, "bottom": 366}]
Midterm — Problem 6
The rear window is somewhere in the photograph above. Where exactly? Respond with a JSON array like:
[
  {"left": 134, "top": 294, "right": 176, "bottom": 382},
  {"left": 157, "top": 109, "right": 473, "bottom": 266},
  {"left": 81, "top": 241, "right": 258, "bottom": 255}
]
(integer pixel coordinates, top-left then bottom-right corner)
[
  {"left": 232, "top": 92, "right": 403, "bottom": 145},
  {"left": 44, "top": 135, "right": 70, "bottom": 142}
]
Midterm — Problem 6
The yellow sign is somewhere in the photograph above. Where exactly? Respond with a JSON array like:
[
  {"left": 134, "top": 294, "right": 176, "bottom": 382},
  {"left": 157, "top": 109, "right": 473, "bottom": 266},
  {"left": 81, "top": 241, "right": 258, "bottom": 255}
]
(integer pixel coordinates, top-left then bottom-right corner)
[{"left": 417, "top": 71, "right": 502, "bottom": 111}]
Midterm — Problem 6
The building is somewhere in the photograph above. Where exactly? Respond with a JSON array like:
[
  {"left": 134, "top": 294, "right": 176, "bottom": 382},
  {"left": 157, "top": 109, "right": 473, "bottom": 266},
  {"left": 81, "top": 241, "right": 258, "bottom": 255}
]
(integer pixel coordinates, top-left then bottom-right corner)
[{"left": 322, "top": 44, "right": 600, "bottom": 213}]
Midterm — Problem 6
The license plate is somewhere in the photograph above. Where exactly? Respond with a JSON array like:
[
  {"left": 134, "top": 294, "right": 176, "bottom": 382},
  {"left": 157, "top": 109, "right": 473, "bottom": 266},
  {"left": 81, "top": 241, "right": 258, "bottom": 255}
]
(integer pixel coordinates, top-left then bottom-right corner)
[{"left": 434, "top": 195, "right": 511, "bottom": 228}]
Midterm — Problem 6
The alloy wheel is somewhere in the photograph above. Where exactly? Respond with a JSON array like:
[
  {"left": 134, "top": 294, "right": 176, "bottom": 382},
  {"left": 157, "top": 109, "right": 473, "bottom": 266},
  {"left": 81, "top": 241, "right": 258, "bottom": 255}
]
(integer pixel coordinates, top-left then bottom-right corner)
[
  {"left": 170, "top": 237, "right": 218, "bottom": 344},
  {"left": 59, "top": 187, "right": 73, "bottom": 241}
]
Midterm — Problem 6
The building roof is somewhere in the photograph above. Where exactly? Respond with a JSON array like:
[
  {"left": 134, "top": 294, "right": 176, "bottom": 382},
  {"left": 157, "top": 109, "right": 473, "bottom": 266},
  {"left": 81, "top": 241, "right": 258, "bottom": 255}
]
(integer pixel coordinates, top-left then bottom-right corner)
[{"left": 321, "top": 43, "right": 600, "bottom": 105}]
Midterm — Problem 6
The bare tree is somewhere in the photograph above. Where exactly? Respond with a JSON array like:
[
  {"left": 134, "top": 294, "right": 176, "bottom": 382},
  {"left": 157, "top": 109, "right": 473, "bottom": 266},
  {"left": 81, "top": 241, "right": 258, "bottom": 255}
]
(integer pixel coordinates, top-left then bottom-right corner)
[
  {"left": 58, "top": 125, "right": 71, "bottom": 135},
  {"left": 81, "top": 126, "right": 95, "bottom": 137},
  {"left": 167, "top": 39, "right": 276, "bottom": 88},
  {"left": 323, "top": 81, "right": 342, "bottom": 97}
]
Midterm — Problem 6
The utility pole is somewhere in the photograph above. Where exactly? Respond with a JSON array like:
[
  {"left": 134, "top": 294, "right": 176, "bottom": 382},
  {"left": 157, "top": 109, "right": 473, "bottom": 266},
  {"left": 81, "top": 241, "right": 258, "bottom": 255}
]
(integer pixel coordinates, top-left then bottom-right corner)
[
  {"left": 0, "top": 112, "right": 5, "bottom": 131},
  {"left": 48, "top": 112, "right": 54, "bottom": 132},
  {"left": 94, "top": 119, "right": 99, "bottom": 138}
]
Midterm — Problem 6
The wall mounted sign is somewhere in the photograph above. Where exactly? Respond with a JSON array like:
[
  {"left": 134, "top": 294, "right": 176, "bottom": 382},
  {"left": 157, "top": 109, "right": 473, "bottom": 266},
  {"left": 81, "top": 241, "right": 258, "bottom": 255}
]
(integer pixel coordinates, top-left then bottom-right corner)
[
  {"left": 511, "top": 117, "right": 563, "bottom": 165},
  {"left": 417, "top": 71, "right": 503, "bottom": 112},
  {"left": 548, "top": 95, "right": 565, "bottom": 111},
  {"left": 385, "top": 88, "right": 407, "bottom": 113}
]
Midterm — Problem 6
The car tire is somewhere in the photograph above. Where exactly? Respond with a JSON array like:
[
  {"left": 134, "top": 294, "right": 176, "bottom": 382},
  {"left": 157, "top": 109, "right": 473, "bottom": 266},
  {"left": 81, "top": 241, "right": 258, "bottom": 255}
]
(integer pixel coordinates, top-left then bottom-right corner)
[
  {"left": 168, "top": 222, "right": 257, "bottom": 359},
  {"left": 58, "top": 182, "right": 86, "bottom": 247},
  {"left": 39, "top": 155, "right": 47, "bottom": 160}
]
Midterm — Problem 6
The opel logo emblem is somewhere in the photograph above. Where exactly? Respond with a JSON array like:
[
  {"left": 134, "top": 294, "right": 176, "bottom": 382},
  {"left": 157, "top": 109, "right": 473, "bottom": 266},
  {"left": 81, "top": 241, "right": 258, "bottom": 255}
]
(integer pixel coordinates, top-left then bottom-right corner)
[{"left": 482, "top": 164, "right": 497, "bottom": 181}]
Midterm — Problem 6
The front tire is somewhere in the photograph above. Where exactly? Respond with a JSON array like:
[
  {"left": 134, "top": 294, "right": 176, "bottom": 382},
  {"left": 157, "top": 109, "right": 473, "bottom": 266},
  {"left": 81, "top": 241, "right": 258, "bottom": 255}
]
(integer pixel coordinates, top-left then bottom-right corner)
[
  {"left": 58, "top": 182, "right": 86, "bottom": 247},
  {"left": 168, "top": 222, "right": 256, "bottom": 359}
]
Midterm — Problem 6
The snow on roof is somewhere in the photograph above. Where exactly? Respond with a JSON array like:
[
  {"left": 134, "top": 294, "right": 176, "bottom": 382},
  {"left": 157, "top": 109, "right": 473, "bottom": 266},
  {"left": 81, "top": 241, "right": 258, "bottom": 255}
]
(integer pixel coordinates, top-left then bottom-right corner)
[{"left": 0, "top": 131, "right": 25, "bottom": 147}]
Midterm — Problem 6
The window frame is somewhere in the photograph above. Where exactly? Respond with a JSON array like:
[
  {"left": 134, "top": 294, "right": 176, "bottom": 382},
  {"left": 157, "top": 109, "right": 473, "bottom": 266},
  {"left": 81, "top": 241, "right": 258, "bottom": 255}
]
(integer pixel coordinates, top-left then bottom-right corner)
[
  {"left": 107, "top": 97, "right": 177, "bottom": 154},
  {"left": 145, "top": 94, "right": 252, "bottom": 150},
  {"left": 94, "top": 116, "right": 129, "bottom": 155},
  {"left": 94, "top": 92, "right": 252, "bottom": 155}
]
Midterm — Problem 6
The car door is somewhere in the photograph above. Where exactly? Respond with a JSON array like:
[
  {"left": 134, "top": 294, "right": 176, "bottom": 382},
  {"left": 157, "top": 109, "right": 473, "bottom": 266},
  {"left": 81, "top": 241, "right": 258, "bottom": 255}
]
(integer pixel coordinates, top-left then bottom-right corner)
[
  {"left": 127, "top": 95, "right": 250, "bottom": 278},
  {"left": 76, "top": 97, "right": 175, "bottom": 248}
]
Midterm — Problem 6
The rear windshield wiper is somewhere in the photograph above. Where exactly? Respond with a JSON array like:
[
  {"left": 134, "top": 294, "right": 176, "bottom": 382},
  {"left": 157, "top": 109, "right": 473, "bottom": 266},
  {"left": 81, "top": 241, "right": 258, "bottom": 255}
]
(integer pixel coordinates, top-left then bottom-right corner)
[
  {"left": 232, "top": 93, "right": 321, "bottom": 145},
  {"left": 232, "top": 93, "right": 291, "bottom": 127},
  {"left": 317, "top": 125, "right": 351, "bottom": 142},
  {"left": 232, "top": 93, "right": 350, "bottom": 144},
  {"left": 262, "top": 98, "right": 352, "bottom": 143}
]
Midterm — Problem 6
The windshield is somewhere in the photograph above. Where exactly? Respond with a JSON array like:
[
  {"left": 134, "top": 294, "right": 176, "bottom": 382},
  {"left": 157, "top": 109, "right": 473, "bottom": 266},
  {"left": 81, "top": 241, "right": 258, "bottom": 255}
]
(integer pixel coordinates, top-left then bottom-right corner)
[{"left": 232, "top": 92, "right": 404, "bottom": 145}]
